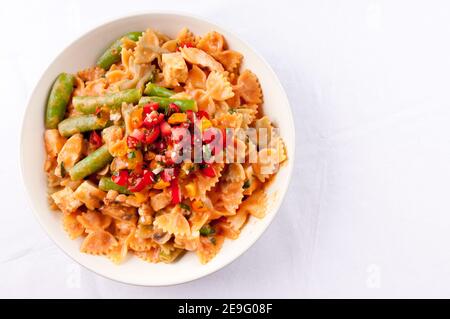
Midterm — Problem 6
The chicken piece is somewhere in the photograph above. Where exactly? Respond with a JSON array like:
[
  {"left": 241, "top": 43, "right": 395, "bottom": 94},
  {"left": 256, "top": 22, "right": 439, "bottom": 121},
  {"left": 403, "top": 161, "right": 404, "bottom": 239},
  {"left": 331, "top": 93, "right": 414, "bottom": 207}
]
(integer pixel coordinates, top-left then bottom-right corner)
[
  {"left": 56, "top": 133, "right": 84, "bottom": 176},
  {"left": 150, "top": 189, "right": 172, "bottom": 211},
  {"left": 51, "top": 187, "right": 83, "bottom": 214},
  {"left": 74, "top": 181, "right": 106, "bottom": 210},
  {"left": 161, "top": 52, "right": 188, "bottom": 87},
  {"left": 44, "top": 129, "right": 66, "bottom": 158}
]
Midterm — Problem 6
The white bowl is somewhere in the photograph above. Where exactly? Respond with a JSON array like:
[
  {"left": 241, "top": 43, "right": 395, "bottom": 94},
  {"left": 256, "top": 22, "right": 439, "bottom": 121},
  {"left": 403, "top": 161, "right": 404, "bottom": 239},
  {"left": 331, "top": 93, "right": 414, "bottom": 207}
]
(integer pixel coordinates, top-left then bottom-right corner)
[{"left": 20, "top": 12, "right": 295, "bottom": 286}]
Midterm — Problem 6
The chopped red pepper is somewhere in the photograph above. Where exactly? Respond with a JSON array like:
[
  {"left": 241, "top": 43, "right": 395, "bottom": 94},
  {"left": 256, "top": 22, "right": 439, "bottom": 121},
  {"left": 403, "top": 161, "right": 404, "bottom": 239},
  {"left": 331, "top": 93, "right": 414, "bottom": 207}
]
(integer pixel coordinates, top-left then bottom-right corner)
[
  {"left": 200, "top": 163, "right": 216, "bottom": 177},
  {"left": 89, "top": 130, "right": 102, "bottom": 149},
  {"left": 153, "top": 140, "right": 167, "bottom": 153},
  {"left": 144, "top": 126, "right": 160, "bottom": 144},
  {"left": 186, "top": 110, "right": 196, "bottom": 123},
  {"left": 170, "top": 179, "right": 181, "bottom": 204},
  {"left": 143, "top": 111, "right": 164, "bottom": 128},
  {"left": 126, "top": 136, "right": 139, "bottom": 149},
  {"left": 130, "top": 128, "right": 145, "bottom": 142},
  {"left": 161, "top": 168, "right": 176, "bottom": 182},
  {"left": 128, "top": 170, "right": 154, "bottom": 192},
  {"left": 164, "top": 150, "right": 176, "bottom": 166},
  {"left": 168, "top": 103, "right": 180, "bottom": 114},
  {"left": 160, "top": 121, "right": 172, "bottom": 137},
  {"left": 143, "top": 103, "right": 159, "bottom": 116},
  {"left": 196, "top": 110, "right": 210, "bottom": 120},
  {"left": 112, "top": 170, "right": 129, "bottom": 187}
]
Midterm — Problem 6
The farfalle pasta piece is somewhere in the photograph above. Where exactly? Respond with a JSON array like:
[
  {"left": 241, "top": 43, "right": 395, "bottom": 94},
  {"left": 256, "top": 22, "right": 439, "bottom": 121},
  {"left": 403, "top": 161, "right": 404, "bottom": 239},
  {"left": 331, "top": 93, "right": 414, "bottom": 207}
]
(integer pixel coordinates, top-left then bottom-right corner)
[
  {"left": 161, "top": 39, "right": 178, "bottom": 53},
  {"left": 189, "top": 209, "right": 210, "bottom": 232},
  {"left": 224, "top": 163, "right": 246, "bottom": 183},
  {"left": 196, "top": 234, "right": 225, "bottom": 264},
  {"left": 81, "top": 230, "right": 118, "bottom": 255},
  {"left": 108, "top": 235, "right": 131, "bottom": 264},
  {"left": 180, "top": 47, "right": 224, "bottom": 72},
  {"left": 112, "top": 219, "right": 136, "bottom": 241},
  {"left": 77, "top": 66, "right": 105, "bottom": 82},
  {"left": 176, "top": 28, "right": 198, "bottom": 46},
  {"left": 159, "top": 247, "right": 183, "bottom": 263},
  {"left": 76, "top": 210, "right": 111, "bottom": 233},
  {"left": 212, "top": 112, "right": 243, "bottom": 129},
  {"left": 108, "top": 48, "right": 154, "bottom": 91},
  {"left": 161, "top": 52, "right": 188, "bottom": 87},
  {"left": 238, "top": 189, "right": 267, "bottom": 219},
  {"left": 197, "top": 31, "right": 225, "bottom": 55},
  {"left": 185, "top": 65, "right": 207, "bottom": 90},
  {"left": 81, "top": 78, "right": 109, "bottom": 96},
  {"left": 153, "top": 207, "right": 191, "bottom": 237},
  {"left": 205, "top": 71, "right": 234, "bottom": 101},
  {"left": 242, "top": 164, "right": 261, "bottom": 196},
  {"left": 188, "top": 89, "right": 215, "bottom": 115},
  {"left": 174, "top": 234, "right": 200, "bottom": 251},
  {"left": 215, "top": 219, "right": 240, "bottom": 240},
  {"left": 62, "top": 211, "right": 85, "bottom": 239},
  {"left": 134, "top": 247, "right": 160, "bottom": 263},
  {"left": 226, "top": 207, "right": 249, "bottom": 232},
  {"left": 129, "top": 233, "right": 157, "bottom": 252},
  {"left": 214, "top": 50, "right": 243, "bottom": 72},
  {"left": 210, "top": 179, "right": 245, "bottom": 216},
  {"left": 234, "top": 70, "right": 262, "bottom": 105},
  {"left": 134, "top": 29, "right": 160, "bottom": 64},
  {"left": 235, "top": 107, "right": 258, "bottom": 128},
  {"left": 100, "top": 203, "right": 138, "bottom": 224},
  {"left": 187, "top": 163, "right": 224, "bottom": 199},
  {"left": 253, "top": 148, "right": 280, "bottom": 182}
]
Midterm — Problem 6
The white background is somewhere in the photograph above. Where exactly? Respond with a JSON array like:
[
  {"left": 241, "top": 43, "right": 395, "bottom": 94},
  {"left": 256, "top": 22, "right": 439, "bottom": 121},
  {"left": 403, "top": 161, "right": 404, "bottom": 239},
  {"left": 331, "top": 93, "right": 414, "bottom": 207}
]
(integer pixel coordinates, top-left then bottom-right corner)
[{"left": 1, "top": 0, "right": 450, "bottom": 298}]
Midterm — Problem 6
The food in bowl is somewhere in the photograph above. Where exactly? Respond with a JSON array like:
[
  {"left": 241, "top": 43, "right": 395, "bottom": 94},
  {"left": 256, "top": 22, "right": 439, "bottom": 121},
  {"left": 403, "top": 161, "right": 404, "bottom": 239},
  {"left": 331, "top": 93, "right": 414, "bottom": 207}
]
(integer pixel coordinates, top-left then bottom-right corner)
[{"left": 43, "top": 27, "right": 287, "bottom": 264}]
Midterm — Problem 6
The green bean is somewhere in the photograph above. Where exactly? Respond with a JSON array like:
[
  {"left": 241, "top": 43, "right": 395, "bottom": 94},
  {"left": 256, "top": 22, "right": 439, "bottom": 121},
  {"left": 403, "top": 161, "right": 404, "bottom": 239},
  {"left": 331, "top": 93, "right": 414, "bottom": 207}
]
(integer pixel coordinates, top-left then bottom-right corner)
[
  {"left": 99, "top": 177, "right": 132, "bottom": 195},
  {"left": 143, "top": 83, "right": 174, "bottom": 98},
  {"left": 73, "top": 89, "right": 142, "bottom": 114},
  {"left": 97, "top": 32, "right": 143, "bottom": 70},
  {"left": 45, "top": 73, "right": 75, "bottom": 129},
  {"left": 69, "top": 145, "right": 113, "bottom": 181},
  {"left": 58, "top": 115, "right": 108, "bottom": 137},
  {"left": 138, "top": 96, "right": 198, "bottom": 112}
]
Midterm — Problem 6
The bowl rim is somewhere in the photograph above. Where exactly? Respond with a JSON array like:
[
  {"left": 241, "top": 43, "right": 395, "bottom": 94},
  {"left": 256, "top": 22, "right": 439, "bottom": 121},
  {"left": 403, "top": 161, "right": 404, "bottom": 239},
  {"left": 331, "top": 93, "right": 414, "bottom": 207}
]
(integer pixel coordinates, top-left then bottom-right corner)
[{"left": 19, "top": 10, "right": 296, "bottom": 286}]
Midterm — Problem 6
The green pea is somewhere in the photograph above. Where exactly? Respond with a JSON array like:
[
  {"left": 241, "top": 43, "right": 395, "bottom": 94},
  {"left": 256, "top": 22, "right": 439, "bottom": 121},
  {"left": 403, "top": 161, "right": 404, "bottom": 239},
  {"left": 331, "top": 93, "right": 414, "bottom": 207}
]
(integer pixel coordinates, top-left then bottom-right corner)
[
  {"left": 143, "top": 83, "right": 174, "bottom": 98},
  {"left": 73, "top": 89, "right": 142, "bottom": 114},
  {"left": 58, "top": 115, "right": 109, "bottom": 137},
  {"left": 69, "top": 145, "right": 113, "bottom": 181},
  {"left": 45, "top": 73, "right": 75, "bottom": 129}
]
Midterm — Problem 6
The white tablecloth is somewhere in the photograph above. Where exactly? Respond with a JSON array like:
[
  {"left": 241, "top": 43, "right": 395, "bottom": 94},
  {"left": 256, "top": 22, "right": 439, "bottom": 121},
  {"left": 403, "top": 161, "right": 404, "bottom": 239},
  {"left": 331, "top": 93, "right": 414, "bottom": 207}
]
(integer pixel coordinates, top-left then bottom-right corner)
[{"left": 2, "top": 0, "right": 450, "bottom": 298}]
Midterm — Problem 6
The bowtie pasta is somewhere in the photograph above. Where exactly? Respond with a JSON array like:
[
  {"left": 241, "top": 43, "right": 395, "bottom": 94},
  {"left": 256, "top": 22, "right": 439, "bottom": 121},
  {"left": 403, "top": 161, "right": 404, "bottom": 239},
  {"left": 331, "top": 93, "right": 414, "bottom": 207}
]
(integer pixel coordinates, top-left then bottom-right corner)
[{"left": 43, "top": 27, "right": 287, "bottom": 264}]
